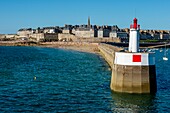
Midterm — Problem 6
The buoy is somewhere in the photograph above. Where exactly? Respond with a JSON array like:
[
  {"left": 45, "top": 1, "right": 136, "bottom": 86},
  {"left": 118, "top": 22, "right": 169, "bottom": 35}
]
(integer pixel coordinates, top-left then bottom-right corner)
[
  {"left": 108, "top": 68, "right": 111, "bottom": 71},
  {"left": 34, "top": 76, "right": 36, "bottom": 80}
]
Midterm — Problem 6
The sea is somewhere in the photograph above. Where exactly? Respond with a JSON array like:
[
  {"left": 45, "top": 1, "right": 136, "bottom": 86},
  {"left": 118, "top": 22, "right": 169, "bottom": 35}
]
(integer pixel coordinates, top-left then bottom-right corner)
[{"left": 0, "top": 46, "right": 170, "bottom": 113}]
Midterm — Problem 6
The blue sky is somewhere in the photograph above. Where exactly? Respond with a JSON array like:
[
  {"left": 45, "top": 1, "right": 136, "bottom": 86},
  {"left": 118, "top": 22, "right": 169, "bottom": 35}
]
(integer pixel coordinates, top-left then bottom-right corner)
[{"left": 0, "top": 0, "right": 170, "bottom": 34}]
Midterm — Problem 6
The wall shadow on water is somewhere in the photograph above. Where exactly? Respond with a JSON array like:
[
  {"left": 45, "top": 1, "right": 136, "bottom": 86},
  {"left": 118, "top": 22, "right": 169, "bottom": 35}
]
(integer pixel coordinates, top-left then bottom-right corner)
[{"left": 109, "top": 92, "right": 158, "bottom": 113}]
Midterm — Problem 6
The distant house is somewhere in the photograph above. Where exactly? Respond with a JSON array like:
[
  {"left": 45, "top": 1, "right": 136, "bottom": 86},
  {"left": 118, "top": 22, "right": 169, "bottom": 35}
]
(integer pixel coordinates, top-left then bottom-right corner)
[
  {"left": 160, "top": 32, "right": 169, "bottom": 39},
  {"left": 75, "top": 27, "right": 97, "bottom": 38},
  {"left": 151, "top": 32, "right": 160, "bottom": 39},
  {"left": 43, "top": 27, "right": 57, "bottom": 33},
  {"left": 17, "top": 28, "right": 34, "bottom": 38},
  {"left": 62, "top": 28, "right": 72, "bottom": 34},
  {"left": 110, "top": 31, "right": 128, "bottom": 39},
  {"left": 72, "top": 28, "right": 76, "bottom": 35},
  {"left": 36, "top": 27, "right": 44, "bottom": 33},
  {"left": 29, "top": 33, "right": 58, "bottom": 42},
  {"left": 111, "top": 25, "right": 119, "bottom": 31},
  {"left": 140, "top": 32, "right": 152, "bottom": 39},
  {"left": 0, "top": 34, "right": 5, "bottom": 40},
  {"left": 74, "top": 17, "right": 97, "bottom": 38},
  {"left": 0, "top": 34, "right": 5, "bottom": 38},
  {"left": 98, "top": 28, "right": 110, "bottom": 38}
]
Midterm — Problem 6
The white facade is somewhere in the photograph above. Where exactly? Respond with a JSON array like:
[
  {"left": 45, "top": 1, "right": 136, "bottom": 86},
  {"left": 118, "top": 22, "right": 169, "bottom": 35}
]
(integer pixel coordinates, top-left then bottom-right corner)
[
  {"left": 75, "top": 29, "right": 95, "bottom": 38},
  {"left": 160, "top": 33, "right": 169, "bottom": 39},
  {"left": 62, "top": 29, "right": 71, "bottom": 34},
  {"left": 29, "top": 33, "right": 45, "bottom": 41},
  {"left": 129, "top": 29, "right": 140, "bottom": 52},
  {"left": 98, "top": 30, "right": 104, "bottom": 38},
  {"left": 43, "top": 29, "right": 55, "bottom": 33},
  {"left": 98, "top": 29, "right": 110, "bottom": 38},
  {"left": 17, "top": 29, "right": 33, "bottom": 37},
  {"left": 129, "top": 18, "right": 140, "bottom": 52},
  {"left": 109, "top": 31, "right": 117, "bottom": 38},
  {"left": 72, "top": 28, "right": 76, "bottom": 35}
]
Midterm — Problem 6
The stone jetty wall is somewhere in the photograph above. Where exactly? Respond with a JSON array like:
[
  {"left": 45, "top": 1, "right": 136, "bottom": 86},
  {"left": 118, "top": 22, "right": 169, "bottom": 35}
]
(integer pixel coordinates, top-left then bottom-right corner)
[
  {"left": 98, "top": 43, "right": 157, "bottom": 94},
  {"left": 98, "top": 43, "right": 123, "bottom": 68}
]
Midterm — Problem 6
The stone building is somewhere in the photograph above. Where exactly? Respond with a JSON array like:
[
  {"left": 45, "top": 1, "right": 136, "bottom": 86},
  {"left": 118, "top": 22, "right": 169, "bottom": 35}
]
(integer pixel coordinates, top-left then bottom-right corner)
[
  {"left": 58, "top": 33, "right": 77, "bottom": 41},
  {"left": 36, "top": 27, "right": 44, "bottom": 33},
  {"left": 160, "top": 32, "right": 169, "bottom": 39},
  {"left": 110, "top": 31, "right": 128, "bottom": 39},
  {"left": 29, "top": 33, "right": 44, "bottom": 41},
  {"left": 140, "top": 30, "right": 170, "bottom": 39},
  {"left": 5, "top": 34, "right": 18, "bottom": 40},
  {"left": 74, "top": 17, "right": 97, "bottom": 38},
  {"left": 17, "top": 28, "right": 35, "bottom": 38},
  {"left": 0, "top": 34, "right": 19, "bottom": 41},
  {"left": 75, "top": 28, "right": 97, "bottom": 38},
  {"left": 111, "top": 25, "right": 119, "bottom": 31},
  {"left": 62, "top": 24, "right": 73, "bottom": 34},
  {"left": 151, "top": 32, "right": 160, "bottom": 39},
  {"left": 140, "top": 31, "right": 152, "bottom": 39},
  {"left": 72, "top": 28, "right": 76, "bottom": 35},
  {"left": 29, "top": 33, "right": 58, "bottom": 42},
  {"left": 43, "top": 27, "right": 57, "bottom": 33},
  {"left": 98, "top": 28, "right": 110, "bottom": 38},
  {"left": 0, "top": 34, "right": 5, "bottom": 40},
  {"left": 62, "top": 28, "right": 72, "bottom": 34}
]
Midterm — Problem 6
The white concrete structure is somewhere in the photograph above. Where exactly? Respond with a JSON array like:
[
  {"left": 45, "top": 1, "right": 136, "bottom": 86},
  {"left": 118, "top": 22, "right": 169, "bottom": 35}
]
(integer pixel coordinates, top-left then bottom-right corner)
[
  {"left": 110, "top": 18, "right": 157, "bottom": 94},
  {"left": 115, "top": 52, "right": 155, "bottom": 66},
  {"left": 129, "top": 18, "right": 140, "bottom": 52}
]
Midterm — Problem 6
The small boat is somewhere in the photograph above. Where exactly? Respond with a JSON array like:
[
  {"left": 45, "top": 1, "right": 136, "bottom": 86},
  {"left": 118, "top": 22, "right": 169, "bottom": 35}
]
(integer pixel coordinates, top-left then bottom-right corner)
[
  {"left": 148, "top": 49, "right": 155, "bottom": 53},
  {"left": 163, "top": 57, "right": 168, "bottom": 61},
  {"left": 163, "top": 43, "right": 168, "bottom": 61}
]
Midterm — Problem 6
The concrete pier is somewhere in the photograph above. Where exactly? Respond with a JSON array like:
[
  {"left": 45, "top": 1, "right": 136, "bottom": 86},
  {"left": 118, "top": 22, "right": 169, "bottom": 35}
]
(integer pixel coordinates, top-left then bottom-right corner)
[
  {"left": 111, "top": 52, "right": 157, "bottom": 93},
  {"left": 99, "top": 18, "right": 157, "bottom": 94},
  {"left": 98, "top": 43, "right": 123, "bottom": 68},
  {"left": 98, "top": 43, "right": 157, "bottom": 94}
]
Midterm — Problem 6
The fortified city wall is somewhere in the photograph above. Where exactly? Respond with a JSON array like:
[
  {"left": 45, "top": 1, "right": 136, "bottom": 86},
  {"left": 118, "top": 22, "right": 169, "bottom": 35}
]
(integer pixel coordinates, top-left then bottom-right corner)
[
  {"left": 58, "top": 33, "right": 77, "bottom": 41},
  {"left": 58, "top": 33, "right": 121, "bottom": 43}
]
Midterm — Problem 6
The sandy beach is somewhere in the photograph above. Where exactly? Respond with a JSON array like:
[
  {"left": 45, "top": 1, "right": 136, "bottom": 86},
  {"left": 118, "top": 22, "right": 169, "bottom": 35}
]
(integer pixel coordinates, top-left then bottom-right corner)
[
  {"left": 40, "top": 42, "right": 100, "bottom": 54},
  {"left": 0, "top": 41, "right": 100, "bottom": 54}
]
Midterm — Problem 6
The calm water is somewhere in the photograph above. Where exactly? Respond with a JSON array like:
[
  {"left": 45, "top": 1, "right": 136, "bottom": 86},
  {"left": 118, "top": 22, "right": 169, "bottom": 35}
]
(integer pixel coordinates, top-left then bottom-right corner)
[{"left": 0, "top": 46, "right": 169, "bottom": 112}]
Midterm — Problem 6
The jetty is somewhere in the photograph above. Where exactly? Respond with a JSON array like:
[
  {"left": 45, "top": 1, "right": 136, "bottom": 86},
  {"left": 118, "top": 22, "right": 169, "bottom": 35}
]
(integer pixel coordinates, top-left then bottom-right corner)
[{"left": 98, "top": 18, "right": 157, "bottom": 94}]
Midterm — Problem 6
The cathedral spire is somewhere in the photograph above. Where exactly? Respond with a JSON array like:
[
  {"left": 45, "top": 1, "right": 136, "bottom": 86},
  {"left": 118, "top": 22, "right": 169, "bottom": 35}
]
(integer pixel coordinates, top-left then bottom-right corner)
[{"left": 88, "top": 16, "right": 91, "bottom": 28}]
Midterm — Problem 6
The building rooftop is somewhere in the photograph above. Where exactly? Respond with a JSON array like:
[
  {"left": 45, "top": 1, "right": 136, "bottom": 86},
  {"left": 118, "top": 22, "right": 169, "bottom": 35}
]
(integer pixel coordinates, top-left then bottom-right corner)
[{"left": 18, "top": 28, "right": 32, "bottom": 31}]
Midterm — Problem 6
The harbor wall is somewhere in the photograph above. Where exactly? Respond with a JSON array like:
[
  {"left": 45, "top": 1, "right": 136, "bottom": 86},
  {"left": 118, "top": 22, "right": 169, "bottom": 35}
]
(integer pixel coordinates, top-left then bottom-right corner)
[
  {"left": 98, "top": 43, "right": 123, "bottom": 68},
  {"left": 111, "top": 65, "right": 157, "bottom": 93},
  {"left": 98, "top": 44, "right": 157, "bottom": 94}
]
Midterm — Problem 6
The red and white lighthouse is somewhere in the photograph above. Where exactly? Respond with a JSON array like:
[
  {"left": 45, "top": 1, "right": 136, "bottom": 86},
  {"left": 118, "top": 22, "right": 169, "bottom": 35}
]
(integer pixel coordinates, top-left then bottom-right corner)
[
  {"left": 110, "top": 18, "right": 157, "bottom": 93},
  {"left": 129, "top": 18, "right": 140, "bottom": 52}
]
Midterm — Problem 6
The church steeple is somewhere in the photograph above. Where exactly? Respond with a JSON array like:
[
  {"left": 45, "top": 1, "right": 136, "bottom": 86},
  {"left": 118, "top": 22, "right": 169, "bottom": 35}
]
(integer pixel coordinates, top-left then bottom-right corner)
[{"left": 88, "top": 16, "right": 91, "bottom": 28}]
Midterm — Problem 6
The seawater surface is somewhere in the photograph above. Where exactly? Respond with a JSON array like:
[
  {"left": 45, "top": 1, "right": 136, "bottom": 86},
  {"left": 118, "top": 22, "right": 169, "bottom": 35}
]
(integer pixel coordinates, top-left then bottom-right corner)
[{"left": 0, "top": 46, "right": 170, "bottom": 112}]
